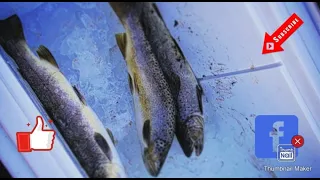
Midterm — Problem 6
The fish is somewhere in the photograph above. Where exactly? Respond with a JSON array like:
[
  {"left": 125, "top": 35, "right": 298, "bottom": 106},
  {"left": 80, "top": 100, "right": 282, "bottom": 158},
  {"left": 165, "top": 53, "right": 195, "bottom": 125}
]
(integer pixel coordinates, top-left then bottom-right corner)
[
  {"left": 0, "top": 14, "right": 126, "bottom": 178},
  {"left": 111, "top": 2, "right": 205, "bottom": 158},
  {"left": 110, "top": 3, "right": 177, "bottom": 177}
]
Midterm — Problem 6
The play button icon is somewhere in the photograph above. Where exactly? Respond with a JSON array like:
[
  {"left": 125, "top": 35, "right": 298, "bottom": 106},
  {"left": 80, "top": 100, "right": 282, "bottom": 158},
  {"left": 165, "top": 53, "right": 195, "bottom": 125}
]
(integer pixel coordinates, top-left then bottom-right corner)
[{"left": 266, "top": 42, "right": 274, "bottom": 50}]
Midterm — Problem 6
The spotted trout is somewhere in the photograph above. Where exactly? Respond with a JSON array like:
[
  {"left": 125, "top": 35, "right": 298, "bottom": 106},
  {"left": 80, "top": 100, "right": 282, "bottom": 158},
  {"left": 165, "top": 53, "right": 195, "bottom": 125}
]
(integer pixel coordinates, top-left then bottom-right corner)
[
  {"left": 111, "top": 2, "right": 205, "bottom": 158},
  {"left": 110, "top": 3, "right": 177, "bottom": 177},
  {"left": 0, "top": 15, "right": 126, "bottom": 178}
]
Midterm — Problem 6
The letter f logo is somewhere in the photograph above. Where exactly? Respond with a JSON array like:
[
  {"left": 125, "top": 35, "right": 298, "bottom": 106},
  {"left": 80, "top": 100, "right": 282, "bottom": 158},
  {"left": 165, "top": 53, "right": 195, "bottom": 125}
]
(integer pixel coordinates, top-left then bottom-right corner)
[{"left": 269, "top": 121, "right": 284, "bottom": 152}]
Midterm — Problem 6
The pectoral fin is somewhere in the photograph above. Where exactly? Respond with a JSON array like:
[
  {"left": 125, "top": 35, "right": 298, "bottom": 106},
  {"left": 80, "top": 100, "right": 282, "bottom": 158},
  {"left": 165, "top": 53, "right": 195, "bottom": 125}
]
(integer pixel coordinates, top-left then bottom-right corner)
[
  {"left": 172, "top": 37, "right": 186, "bottom": 60},
  {"left": 17, "top": 67, "right": 23, "bottom": 77},
  {"left": 115, "top": 33, "right": 127, "bottom": 58},
  {"left": 196, "top": 85, "right": 204, "bottom": 114},
  {"left": 94, "top": 132, "right": 113, "bottom": 160},
  {"left": 72, "top": 85, "right": 87, "bottom": 105},
  {"left": 143, "top": 120, "right": 151, "bottom": 146},
  {"left": 106, "top": 128, "right": 116, "bottom": 145},
  {"left": 36, "top": 45, "right": 59, "bottom": 69},
  {"left": 133, "top": 73, "right": 140, "bottom": 95},
  {"left": 152, "top": 3, "right": 164, "bottom": 22},
  {"left": 128, "top": 73, "right": 133, "bottom": 94}
]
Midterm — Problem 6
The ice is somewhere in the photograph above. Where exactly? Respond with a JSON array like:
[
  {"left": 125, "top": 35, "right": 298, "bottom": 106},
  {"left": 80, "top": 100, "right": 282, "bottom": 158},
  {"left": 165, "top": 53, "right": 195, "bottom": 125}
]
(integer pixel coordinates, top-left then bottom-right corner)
[
  {"left": 156, "top": 2, "right": 277, "bottom": 78},
  {"left": 0, "top": 2, "right": 319, "bottom": 178},
  {"left": 0, "top": 2, "right": 44, "bottom": 19}
]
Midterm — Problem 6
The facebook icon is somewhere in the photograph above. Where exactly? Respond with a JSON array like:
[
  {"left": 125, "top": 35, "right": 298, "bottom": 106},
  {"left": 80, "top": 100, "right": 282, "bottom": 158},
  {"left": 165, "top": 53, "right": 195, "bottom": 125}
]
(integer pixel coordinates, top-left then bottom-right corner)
[{"left": 255, "top": 115, "right": 298, "bottom": 158}]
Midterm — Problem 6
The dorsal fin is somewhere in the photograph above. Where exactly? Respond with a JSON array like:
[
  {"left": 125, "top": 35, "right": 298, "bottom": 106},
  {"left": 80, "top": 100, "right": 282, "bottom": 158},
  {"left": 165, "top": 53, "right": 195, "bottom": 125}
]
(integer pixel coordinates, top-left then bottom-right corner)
[
  {"left": 36, "top": 45, "right": 59, "bottom": 69},
  {"left": 115, "top": 33, "right": 127, "bottom": 58},
  {"left": 72, "top": 85, "right": 87, "bottom": 105}
]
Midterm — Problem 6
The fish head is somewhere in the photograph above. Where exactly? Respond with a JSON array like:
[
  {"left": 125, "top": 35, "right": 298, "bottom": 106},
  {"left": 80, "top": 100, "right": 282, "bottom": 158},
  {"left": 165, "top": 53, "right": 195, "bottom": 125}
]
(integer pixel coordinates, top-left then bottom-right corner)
[
  {"left": 142, "top": 139, "right": 169, "bottom": 177},
  {"left": 93, "top": 162, "right": 124, "bottom": 178},
  {"left": 177, "top": 112, "right": 204, "bottom": 157}
]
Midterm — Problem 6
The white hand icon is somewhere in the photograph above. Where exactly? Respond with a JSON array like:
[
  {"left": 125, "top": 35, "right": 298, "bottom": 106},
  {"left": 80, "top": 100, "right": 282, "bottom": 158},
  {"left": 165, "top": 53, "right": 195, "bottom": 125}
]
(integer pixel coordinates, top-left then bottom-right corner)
[
  {"left": 17, "top": 116, "right": 56, "bottom": 152},
  {"left": 29, "top": 116, "right": 55, "bottom": 150}
]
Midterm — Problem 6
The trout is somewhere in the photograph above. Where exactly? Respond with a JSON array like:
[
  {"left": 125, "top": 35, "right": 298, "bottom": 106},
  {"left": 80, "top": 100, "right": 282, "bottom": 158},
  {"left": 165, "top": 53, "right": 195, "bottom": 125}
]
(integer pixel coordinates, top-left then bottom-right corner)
[
  {"left": 0, "top": 15, "right": 126, "bottom": 178},
  {"left": 110, "top": 3, "right": 177, "bottom": 177},
  {"left": 111, "top": 2, "right": 205, "bottom": 158}
]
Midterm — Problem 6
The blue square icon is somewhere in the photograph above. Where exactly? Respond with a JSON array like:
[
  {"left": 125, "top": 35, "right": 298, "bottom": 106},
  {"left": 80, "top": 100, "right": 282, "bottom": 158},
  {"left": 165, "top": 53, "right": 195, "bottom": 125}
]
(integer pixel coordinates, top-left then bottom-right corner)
[{"left": 255, "top": 115, "right": 298, "bottom": 158}]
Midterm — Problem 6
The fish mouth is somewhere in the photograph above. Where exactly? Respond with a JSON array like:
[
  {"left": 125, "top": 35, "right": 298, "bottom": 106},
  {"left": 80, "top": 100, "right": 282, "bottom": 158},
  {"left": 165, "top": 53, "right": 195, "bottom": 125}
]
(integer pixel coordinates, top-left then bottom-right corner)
[
  {"left": 143, "top": 149, "right": 163, "bottom": 177},
  {"left": 146, "top": 159, "right": 161, "bottom": 177},
  {"left": 176, "top": 113, "right": 204, "bottom": 157},
  {"left": 92, "top": 162, "right": 122, "bottom": 178}
]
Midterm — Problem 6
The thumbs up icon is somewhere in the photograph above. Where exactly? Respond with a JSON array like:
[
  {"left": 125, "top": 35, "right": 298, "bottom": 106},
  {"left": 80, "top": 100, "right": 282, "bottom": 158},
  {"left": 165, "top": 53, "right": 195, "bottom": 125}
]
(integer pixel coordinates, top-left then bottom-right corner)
[{"left": 16, "top": 116, "right": 56, "bottom": 152}]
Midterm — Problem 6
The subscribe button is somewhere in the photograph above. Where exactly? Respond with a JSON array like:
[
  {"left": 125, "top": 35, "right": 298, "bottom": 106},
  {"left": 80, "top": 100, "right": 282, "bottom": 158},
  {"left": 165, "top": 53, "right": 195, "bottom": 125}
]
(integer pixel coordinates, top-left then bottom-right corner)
[{"left": 266, "top": 42, "right": 274, "bottom": 50}]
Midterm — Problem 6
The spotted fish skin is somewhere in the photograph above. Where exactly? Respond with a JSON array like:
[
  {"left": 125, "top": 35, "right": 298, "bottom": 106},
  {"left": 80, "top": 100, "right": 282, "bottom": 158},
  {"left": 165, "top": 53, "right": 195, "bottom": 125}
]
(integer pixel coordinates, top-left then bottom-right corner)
[
  {"left": 111, "top": 2, "right": 205, "bottom": 158},
  {"left": 110, "top": 3, "right": 177, "bottom": 177},
  {"left": 0, "top": 15, "right": 126, "bottom": 178},
  {"left": 141, "top": 2, "right": 204, "bottom": 158}
]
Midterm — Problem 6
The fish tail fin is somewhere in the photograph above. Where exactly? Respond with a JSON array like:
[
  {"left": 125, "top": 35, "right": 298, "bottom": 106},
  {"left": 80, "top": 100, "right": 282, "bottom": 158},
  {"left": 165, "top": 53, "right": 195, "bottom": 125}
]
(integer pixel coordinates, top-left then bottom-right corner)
[
  {"left": 0, "top": 14, "right": 25, "bottom": 45},
  {"left": 109, "top": 2, "right": 142, "bottom": 24}
]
